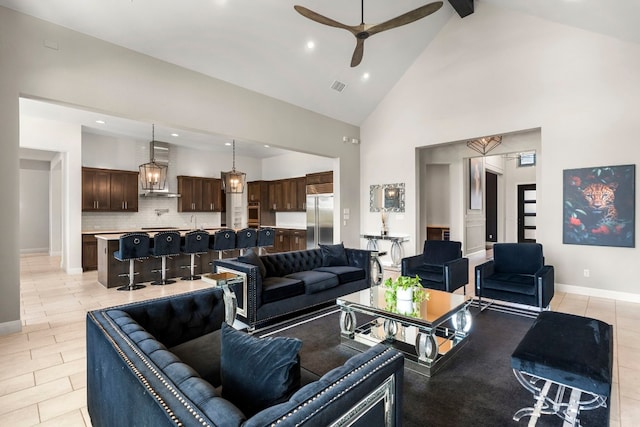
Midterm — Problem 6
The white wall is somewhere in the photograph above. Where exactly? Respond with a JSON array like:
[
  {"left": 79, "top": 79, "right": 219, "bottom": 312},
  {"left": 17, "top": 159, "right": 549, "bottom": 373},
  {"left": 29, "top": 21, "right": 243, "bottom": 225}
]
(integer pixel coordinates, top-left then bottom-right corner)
[
  {"left": 50, "top": 155, "right": 63, "bottom": 256},
  {"left": 19, "top": 116, "right": 82, "bottom": 275},
  {"left": 261, "top": 152, "right": 334, "bottom": 180},
  {"left": 0, "top": 6, "right": 361, "bottom": 331},
  {"left": 362, "top": 2, "right": 640, "bottom": 298},
  {"left": 19, "top": 160, "right": 50, "bottom": 253}
]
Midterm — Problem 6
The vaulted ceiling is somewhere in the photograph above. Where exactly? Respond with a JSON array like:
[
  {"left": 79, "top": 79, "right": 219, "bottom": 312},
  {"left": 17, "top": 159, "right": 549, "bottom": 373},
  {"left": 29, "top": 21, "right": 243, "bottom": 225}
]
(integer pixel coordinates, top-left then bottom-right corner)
[{"left": 3, "top": 0, "right": 639, "bottom": 127}]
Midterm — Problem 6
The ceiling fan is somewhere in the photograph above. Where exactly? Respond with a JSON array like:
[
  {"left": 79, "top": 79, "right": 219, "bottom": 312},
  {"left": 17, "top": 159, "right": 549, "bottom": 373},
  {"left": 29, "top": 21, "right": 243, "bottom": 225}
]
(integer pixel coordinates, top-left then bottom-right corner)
[{"left": 294, "top": 1, "right": 443, "bottom": 67}]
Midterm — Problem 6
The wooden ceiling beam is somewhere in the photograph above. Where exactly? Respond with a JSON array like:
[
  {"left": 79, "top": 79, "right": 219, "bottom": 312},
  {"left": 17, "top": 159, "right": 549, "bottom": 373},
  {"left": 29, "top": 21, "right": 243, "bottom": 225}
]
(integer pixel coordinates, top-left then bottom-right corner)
[{"left": 448, "top": 0, "right": 474, "bottom": 18}]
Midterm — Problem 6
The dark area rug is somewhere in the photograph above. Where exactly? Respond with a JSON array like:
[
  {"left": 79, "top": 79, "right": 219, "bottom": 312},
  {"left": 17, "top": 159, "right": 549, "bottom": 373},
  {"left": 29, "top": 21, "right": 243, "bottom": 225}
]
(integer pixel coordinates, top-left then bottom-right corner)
[{"left": 258, "top": 306, "right": 609, "bottom": 427}]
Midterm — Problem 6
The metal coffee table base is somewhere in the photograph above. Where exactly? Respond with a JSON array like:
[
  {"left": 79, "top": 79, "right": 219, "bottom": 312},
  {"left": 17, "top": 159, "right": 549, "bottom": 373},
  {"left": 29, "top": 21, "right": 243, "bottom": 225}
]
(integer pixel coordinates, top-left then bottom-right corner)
[{"left": 340, "top": 308, "right": 472, "bottom": 377}]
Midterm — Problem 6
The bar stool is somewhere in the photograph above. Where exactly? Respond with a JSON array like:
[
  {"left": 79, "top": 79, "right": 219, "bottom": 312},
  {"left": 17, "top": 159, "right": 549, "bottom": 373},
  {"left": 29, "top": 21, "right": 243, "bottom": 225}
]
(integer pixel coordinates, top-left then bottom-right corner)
[
  {"left": 113, "top": 232, "right": 150, "bottom": 291},
  {"left": 209, "top": 228, "right": 236, "bottom": 260},
  {"left": 257, "top": 227, "right": 275, "bottom": 255},
  {"left": 150, "top": 231, "right": 181, "bottom": 285},
  {"left": 236, "top": 227, "right": 257, "bottom": 255},
  {"left": 181, "top": 230, "right": 210, "bottom": 281}
]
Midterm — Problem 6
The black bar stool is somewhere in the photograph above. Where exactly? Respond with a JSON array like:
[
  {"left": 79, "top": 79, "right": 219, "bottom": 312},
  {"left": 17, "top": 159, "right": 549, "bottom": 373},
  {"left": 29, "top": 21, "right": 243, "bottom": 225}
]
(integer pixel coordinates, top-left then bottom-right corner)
[
  {"left": 236, "top": 227, "right": 257, "bottom": 255},
  {"left": 113, "top": 232, "right": 150, "bottom": 291},
  {"left": 257, "top": 227, "right": 275, "bottom": 255},
  {"left": 181, "top": 230, "right": 210, "bottom": 280},
  {"left": 209, "top": 228, "right": 236, "bottom": 260},
  {"left": 150, "top": 231, "right": 181, "bottom": 285}
]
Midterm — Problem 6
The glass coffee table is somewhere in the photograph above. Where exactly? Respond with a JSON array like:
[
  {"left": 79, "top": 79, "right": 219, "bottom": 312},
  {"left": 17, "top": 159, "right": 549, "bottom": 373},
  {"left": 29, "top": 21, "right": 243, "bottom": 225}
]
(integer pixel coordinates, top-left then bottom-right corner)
[{"left": 337, "top": 286, "right": 472, "bottom": 377}]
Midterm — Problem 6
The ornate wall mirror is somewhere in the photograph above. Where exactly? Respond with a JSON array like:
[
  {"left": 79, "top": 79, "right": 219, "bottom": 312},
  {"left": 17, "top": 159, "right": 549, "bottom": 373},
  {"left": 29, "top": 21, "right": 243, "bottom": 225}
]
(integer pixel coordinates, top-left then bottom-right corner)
[{"left": 370, "top": 183, "right": 405, "bottom": 212}]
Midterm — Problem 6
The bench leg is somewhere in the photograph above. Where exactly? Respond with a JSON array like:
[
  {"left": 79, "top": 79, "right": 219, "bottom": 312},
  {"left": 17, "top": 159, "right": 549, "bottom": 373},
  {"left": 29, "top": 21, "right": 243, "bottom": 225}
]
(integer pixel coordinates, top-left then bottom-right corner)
[{"left": 512, "top": 369, "right": 608, "bottom": 427}]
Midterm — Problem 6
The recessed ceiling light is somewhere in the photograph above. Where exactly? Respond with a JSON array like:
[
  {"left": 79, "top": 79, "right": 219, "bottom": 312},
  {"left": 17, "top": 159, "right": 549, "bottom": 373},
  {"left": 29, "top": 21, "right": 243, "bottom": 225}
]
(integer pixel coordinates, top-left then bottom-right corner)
[
  {"left": 95, "top": 120, "right": 106, "bottom": 124},
  {"left": 306, "top": 40, "right": 315, "bottom": 50},
  {"left": 264, "top": 145, "right": 270, "bottom": 148},
  {"left": 362, "top": 72, "right": 370, "bottom": 81},
  {"left": 171, "top": 133, "right": 179, "bottom": 137},
  {"left": 225, "top": 142, "right": 232, "bottom": 146}
]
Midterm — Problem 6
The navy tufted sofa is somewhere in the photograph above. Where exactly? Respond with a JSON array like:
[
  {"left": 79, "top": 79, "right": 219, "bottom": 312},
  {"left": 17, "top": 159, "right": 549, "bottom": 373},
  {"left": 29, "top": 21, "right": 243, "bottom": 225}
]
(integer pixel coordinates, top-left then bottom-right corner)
[
  {"left": 86, "top": 287, "right": 404, "bottom": 427},
  {"left": 213, "top": 247, "right": 371, "bottom": 330}
]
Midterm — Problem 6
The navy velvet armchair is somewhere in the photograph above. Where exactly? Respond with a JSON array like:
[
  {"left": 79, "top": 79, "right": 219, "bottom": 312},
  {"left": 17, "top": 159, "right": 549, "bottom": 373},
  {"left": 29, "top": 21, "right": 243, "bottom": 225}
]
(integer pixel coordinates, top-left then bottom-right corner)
[
  {"left": 475, "top": 243, "right": 555, "bottom": 310},
  {"left": 401, "top": 240, "right": 469, "bottom": 293}
]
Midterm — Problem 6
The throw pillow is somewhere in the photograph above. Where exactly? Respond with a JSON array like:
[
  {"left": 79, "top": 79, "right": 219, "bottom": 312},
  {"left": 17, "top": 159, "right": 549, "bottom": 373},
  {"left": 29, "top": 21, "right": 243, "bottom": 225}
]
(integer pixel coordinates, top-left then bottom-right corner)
[
  {"left": 319, "top": 243, "right": 348, "bottom": 267},
  {"left": 238, "top": 248, "right": 266, "bottom": 278},
  {"left": 220, "top": 323, "right": 302, "bottom": 416}
]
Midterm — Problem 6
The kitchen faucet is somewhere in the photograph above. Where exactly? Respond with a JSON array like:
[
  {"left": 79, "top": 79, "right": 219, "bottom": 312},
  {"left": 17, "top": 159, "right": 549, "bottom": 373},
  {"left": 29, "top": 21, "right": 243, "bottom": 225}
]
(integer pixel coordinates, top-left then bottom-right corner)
[{"left": 190, "top": 214, "right": 198, "bottom": 229}]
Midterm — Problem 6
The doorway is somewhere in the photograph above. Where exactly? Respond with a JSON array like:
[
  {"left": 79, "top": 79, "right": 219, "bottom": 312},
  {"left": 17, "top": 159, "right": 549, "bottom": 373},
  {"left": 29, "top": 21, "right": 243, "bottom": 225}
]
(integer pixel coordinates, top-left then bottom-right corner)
[
  {"left": 517, "top": 184, "right": 537, "bottom": 242},
  {"left": 485, "top": 171, "right": 498, "bottom": 243}
]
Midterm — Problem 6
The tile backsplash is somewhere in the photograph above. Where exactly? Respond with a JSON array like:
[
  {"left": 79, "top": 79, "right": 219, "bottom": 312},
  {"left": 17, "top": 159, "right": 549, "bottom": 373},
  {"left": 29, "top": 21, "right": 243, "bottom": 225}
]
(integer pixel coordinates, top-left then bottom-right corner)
[{"left": 82, "top": 197, "right": 221, "bottom": 232}]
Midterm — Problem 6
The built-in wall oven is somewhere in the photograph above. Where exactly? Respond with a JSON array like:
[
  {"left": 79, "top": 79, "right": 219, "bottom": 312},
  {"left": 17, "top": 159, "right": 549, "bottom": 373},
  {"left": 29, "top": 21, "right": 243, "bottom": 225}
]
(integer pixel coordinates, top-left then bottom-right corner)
[{"left": 248, "top": 202, "right": 260, "bottom": 227}]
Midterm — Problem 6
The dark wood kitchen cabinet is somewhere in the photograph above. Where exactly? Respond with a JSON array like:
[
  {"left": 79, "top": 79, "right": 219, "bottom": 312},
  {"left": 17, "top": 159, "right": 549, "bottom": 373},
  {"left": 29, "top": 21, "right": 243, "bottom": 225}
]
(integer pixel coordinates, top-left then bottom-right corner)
[
  {"left": 178, "top": 176, "right": 224, "bottom": 212},
  {"left": 110, "top": 171, "right": 139, "bottom": 211},
  {"left": 248, "top": 181, "right": 262, "bottom": 202},
  {"left": 82, "top": 167, "right": 139, "bottom": 212},
  {"left": 202, "top": 178, "right": 223, "bottom": 212},
  {"left": 267, "top": 178, "right": 304, "bottom": 212},
  {"left": 295, "top": 177, "right": 306, "bottom": 211},
  {"left": 290, "top": 229, "right": 307, "bottom": 251},
  {"left": 82, "top": 234, "right": 98, "bottom": 271},
  {"left": 273, "top": 228, "right": 291, "bottom": 253},
  {"left": 177, "top": 176, "right": 203, "bottom": 212},
  {"left": 268, "top": 180, "right": 283, "bottom": 211},
  {"left": 82, "top": 168, "right": 111, "bottom": 211},
  {"left": 268, "top": 228, "right": 307, "bottom": 253}
]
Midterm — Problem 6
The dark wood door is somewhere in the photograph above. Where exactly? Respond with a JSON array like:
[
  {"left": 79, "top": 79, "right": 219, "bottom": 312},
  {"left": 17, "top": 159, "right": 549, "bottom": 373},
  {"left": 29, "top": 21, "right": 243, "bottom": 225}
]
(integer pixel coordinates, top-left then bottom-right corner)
[
  {"left": 518, "top": 184, "right": 537, "bottom": 242},
  {"left": 177, "top": 176, "right": 203, "bottom": 212},
  {"left": 485, "top": 171, "right": 498, "bottom": 242}
]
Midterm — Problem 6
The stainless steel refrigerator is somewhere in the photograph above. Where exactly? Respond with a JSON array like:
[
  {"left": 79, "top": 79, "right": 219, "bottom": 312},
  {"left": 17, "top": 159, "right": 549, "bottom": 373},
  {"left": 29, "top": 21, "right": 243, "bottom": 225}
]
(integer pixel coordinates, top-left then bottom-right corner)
[{"left": 306, "top": 193, "right": 334, "bottom": 248}]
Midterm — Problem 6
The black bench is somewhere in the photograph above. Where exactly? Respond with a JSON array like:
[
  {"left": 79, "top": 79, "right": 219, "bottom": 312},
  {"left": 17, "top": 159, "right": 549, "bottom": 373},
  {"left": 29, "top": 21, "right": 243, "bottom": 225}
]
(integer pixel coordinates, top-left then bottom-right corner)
[{"left": 511, "top": 311, "right": 613, "bottom": 426}]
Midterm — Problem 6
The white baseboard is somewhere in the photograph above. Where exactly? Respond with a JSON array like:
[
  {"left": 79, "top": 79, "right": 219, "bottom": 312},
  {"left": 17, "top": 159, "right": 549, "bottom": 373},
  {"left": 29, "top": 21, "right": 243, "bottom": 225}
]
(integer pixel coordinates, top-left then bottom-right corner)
[
  {"left": 66, "top": 267, "right": 84, "bottom": 275},
  {"left": 0, "top": 320, "right": 21, "bottom": 336},
  {"left": 49, "top": 250, "right": 62, "bottom": 256},
  {"left": 556, "top": 282, "right": 640, "bottom": 303},
  {"left": 20, "top": 248, "right": 49, "bottom": 254}
]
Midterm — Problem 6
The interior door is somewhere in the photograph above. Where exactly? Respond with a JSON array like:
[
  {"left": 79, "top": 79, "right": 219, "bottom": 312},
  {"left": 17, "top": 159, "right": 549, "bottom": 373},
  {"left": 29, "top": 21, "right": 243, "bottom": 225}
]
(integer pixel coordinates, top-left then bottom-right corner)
[{"left": 518, "top": 184, "right": 537, "bottom": 242}]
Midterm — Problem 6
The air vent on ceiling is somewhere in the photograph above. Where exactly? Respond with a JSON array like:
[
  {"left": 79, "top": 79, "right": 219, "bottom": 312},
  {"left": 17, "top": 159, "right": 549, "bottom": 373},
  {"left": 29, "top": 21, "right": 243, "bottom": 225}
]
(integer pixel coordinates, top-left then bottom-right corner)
[{"left": 330, "top": 80, "right": 347, "bottom": 93}]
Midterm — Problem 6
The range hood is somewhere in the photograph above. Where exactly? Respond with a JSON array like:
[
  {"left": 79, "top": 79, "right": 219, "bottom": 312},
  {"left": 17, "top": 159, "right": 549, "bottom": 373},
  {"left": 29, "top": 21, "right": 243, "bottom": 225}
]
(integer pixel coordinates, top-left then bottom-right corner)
[{"left": 139, "top": 140, "right": 181, "bottom": 198}]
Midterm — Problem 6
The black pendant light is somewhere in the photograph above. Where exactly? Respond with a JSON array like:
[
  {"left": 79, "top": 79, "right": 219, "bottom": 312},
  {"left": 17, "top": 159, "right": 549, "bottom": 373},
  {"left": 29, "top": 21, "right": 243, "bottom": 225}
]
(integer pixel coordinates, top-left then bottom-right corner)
[
  {"left": 139, "top": 124, "right": 168, "bottom": 191},
  {"left": 221, "top": 140, "right": 246, "bottom": 193}
]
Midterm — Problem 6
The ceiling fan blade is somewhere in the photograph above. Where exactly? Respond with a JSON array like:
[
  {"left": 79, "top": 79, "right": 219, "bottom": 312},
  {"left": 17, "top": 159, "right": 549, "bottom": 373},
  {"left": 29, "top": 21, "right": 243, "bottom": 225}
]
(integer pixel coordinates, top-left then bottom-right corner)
[
  {"left": 367, "top": 1, "right": 443, "bottom": 36},
  {"left": 350, "top": 38, "right": 365, "bottom": 67},
  {"left": 294, "top": 5, "right": 358, "bottom": 35}
]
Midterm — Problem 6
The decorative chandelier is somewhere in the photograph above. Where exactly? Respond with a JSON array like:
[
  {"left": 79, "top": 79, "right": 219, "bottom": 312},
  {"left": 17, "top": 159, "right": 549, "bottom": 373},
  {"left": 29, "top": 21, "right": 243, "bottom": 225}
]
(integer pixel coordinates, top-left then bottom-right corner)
[
  {"left": 221, "top": 140, "right": 246, "bottom": 194},
  {"left": 139, "top": 124, "right": 168, "bottom": 191},
  {"left": 466, "top": 135, "right": 502, "bottom": 156}
]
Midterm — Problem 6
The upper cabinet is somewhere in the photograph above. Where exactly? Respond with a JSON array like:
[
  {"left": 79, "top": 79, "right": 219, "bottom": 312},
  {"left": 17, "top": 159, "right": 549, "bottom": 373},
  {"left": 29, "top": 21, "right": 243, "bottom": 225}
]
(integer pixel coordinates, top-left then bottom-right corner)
[
  {"left": 255, "top": 172, "right": 332, "bottom": 213},
  {"left": 202, "top": 178, "right": 223, "bottom": 212},
  {"left": 82, "top": 167, "right": 139, "bottom": 212},
  {"left": 110, "top": 171, "right": 139, "bottom": 212},
  {"left": 177, "top": 176, "right": 223, "bottom": 213}
]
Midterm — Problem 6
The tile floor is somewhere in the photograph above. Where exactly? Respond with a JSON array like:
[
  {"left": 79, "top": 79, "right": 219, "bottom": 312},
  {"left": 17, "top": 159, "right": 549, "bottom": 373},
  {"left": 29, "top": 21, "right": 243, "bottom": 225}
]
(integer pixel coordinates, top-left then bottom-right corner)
[{"left": 0, "top": 253, "right": 638, "bottom": 426}]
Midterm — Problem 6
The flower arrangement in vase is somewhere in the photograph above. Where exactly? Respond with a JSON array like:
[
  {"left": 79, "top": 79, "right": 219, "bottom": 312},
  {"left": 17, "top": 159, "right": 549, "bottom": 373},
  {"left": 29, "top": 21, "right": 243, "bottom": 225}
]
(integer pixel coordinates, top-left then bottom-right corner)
[{"left": 383, "top": 275, "right": 429, "bottom": 317}]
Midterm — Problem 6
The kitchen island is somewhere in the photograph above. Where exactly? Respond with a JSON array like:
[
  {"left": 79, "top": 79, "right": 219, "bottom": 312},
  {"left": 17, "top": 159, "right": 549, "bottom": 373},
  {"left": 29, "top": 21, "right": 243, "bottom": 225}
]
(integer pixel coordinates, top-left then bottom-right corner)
[{"left": 94, "top": 228, "right": 230, "bottom": 288}]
